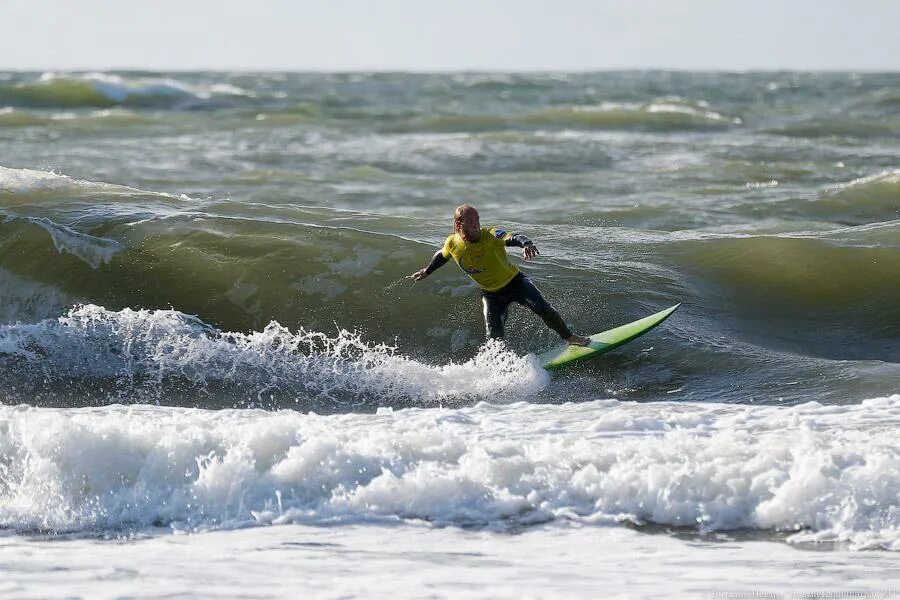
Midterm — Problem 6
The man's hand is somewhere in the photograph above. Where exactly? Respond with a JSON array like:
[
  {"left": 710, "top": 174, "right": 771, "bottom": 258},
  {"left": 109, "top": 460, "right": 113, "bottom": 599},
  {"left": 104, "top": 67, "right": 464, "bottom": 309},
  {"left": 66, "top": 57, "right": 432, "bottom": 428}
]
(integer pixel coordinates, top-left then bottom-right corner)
[
  {"left": 411, "top": 268, "right": 429, "bottom": 281},
  {"left": 523, "top": 244, "right": 540, "bottom": 260}
]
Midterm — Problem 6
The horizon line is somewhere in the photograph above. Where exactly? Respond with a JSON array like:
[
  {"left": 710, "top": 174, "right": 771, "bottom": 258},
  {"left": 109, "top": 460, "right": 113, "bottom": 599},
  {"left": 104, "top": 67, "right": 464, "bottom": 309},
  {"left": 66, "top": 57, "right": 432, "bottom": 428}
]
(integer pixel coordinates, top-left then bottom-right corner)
[{"left": 3, "top": 66, "right": 899, "bottom": 75}]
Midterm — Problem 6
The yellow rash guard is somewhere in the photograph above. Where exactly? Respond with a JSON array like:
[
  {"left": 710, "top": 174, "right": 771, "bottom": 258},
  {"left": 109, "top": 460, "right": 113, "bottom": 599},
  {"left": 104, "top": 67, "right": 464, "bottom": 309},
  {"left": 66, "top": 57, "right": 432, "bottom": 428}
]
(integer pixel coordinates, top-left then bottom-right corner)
[{"left": 440, "top": 227, "right": 520, "bottom": 292}]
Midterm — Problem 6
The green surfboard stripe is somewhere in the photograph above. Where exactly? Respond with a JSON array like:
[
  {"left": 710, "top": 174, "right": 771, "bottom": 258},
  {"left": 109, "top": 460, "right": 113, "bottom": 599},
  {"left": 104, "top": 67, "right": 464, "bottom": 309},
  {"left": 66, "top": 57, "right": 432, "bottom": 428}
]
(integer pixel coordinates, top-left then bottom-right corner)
[{"left": 539, "top": 303, "right": 681, "bottom": 370}]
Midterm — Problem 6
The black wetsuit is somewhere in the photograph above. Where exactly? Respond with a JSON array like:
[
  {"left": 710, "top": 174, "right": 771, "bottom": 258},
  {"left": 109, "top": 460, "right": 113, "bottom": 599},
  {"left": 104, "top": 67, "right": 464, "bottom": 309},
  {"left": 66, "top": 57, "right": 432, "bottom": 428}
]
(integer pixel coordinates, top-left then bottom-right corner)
[{"left": 424, "top": 233, "right": 572, "bottom": 340}]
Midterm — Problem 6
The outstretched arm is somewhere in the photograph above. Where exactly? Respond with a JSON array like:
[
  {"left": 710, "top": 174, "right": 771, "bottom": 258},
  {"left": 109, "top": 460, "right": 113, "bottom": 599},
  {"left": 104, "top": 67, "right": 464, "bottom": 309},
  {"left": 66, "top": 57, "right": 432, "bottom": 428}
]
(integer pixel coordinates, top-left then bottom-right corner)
[
  {"left": 505, "top": 233, "right": 539, "bottom": 260},
  {"left": 411, "top": 250, "right": 449, "bottom": 281}
]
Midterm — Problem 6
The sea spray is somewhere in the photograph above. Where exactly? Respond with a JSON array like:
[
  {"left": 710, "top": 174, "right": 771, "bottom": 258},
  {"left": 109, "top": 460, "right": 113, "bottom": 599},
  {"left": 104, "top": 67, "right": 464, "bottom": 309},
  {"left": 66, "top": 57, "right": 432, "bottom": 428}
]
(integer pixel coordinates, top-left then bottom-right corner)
[{"left": 0, "top": 304, "right": 549, "bottom": 408}]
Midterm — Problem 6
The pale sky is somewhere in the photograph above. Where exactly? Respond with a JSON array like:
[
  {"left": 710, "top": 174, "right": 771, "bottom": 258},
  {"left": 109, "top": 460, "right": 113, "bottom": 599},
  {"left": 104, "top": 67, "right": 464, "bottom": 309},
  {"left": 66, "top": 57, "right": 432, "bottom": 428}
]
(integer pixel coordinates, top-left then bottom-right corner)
[{"left": 2, "top": 0, "right": 898, "bottom": 71}]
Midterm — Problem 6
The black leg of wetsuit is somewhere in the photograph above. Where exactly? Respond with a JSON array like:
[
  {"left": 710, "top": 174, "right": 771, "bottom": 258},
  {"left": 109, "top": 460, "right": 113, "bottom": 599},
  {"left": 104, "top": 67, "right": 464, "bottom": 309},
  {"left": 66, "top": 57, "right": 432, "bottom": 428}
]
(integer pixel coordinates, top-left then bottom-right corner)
[
  {"left": 482, "top": 293, "right": 512, "bottom": 339},
  {"left": 514, "top": 275, "right": 573, "bottom": 340}
]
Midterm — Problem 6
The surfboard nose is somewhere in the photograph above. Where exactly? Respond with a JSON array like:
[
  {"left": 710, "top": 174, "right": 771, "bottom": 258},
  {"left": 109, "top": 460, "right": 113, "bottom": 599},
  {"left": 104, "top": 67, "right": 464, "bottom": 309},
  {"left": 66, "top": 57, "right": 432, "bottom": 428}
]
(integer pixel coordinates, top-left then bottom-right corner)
[{"left": 540, "top": 303, "right": 681, "bottom": 370}]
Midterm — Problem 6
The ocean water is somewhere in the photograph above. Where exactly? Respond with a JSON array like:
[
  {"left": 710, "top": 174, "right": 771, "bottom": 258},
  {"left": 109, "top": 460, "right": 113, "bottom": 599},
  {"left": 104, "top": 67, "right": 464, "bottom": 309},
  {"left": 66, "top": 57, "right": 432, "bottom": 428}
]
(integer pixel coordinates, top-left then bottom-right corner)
[{"left": 0, "top": 71, "right": 898, "bottom": 598}]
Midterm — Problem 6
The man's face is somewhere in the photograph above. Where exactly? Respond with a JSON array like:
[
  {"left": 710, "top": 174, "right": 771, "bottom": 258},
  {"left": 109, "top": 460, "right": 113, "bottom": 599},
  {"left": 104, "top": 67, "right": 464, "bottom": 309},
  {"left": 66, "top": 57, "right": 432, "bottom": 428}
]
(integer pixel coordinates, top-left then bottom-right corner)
[{"left": 456, "top": 209, "right": 481, "bottom": 242}]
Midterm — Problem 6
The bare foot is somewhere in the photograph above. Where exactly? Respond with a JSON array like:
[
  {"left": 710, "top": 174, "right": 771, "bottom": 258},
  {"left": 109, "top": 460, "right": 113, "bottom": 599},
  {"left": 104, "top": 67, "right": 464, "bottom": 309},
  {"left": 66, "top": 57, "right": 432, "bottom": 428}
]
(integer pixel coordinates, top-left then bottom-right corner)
[{"left": 565, "top": 334, "right": 591, "bottom": 346}]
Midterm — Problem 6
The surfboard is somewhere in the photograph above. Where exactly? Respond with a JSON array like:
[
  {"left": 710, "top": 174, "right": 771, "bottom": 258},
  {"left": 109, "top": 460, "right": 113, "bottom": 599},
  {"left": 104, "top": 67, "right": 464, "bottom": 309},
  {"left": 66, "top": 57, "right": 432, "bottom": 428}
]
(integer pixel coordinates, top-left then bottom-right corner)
[{"left": 539, "top": 303, "right": 681, "bottom": 370}]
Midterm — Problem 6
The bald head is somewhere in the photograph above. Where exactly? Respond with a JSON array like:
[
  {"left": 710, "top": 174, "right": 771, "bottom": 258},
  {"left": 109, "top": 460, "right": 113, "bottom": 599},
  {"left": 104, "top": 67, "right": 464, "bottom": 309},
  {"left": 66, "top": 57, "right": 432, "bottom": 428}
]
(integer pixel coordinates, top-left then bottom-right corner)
[{"left": 454, "top": 204, "right": 478, "bottom": 222}]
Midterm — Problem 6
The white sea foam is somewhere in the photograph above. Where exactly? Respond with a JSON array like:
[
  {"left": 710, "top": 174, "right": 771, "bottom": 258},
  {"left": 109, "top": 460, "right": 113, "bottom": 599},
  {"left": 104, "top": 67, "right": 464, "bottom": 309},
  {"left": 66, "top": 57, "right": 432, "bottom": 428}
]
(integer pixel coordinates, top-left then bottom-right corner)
[
  {"left": 3, "top": 522, "right": 893, "bottom": 600},
  {"left": 0, "top": 165, "right": 79, "bottom": 195},
  {"left": 0, "top": 396, "right": 897, "bottom": 550},
  {"left": 0, "top": 304, "right": 549, "bottom": 404},
  {"left": 0, "top": 165, "right": 142, "bottom": 196}
]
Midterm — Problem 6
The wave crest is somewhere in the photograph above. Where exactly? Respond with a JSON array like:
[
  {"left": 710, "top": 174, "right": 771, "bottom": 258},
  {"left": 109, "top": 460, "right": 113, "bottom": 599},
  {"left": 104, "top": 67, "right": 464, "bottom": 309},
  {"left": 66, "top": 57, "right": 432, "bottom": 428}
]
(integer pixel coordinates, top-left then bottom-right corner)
[
  {"left": 0, "top": 73, "right": 253, "bottom": 109},
  {"left": 403, "top": 99, "right": 741, "bottom": 133}
]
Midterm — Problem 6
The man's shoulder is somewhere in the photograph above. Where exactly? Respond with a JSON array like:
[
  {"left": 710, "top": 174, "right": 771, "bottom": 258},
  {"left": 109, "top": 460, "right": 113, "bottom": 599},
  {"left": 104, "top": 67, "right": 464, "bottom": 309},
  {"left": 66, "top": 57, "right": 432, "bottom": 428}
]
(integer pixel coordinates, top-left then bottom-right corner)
[{"left": 486, "top": 226, "right": 511, "bottom": 241}]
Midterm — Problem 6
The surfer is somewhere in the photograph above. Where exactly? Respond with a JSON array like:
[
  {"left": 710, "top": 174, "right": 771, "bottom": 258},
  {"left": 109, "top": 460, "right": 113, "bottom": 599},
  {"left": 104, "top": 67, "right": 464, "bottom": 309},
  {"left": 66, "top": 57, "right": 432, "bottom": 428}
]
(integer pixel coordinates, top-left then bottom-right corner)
[{"left": 412, "top": 204, "right": 591, "bottom": 346}]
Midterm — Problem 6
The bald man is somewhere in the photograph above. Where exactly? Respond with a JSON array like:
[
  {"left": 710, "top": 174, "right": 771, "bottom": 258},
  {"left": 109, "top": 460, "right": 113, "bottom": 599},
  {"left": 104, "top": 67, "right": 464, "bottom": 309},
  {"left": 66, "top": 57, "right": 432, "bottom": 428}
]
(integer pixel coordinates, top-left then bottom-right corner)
[{"left": 412, "top": 204, "right": 590, "bottom": 346}]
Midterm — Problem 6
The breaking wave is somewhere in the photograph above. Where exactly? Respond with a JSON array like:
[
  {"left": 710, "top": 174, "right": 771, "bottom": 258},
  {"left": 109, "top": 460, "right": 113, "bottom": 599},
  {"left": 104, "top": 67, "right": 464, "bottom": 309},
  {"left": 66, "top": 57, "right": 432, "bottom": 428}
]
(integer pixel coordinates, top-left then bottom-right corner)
[
  {"left": 0, "top": 396, "right": 897, "bottom": 550},
  {"left": 0, "top": 304, "right": 549, "bottom": 409}
]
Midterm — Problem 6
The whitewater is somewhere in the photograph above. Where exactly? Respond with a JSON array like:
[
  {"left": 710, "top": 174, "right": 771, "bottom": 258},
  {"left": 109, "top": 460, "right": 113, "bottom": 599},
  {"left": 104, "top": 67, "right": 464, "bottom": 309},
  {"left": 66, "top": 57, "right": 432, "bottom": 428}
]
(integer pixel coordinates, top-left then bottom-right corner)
[{"left": 1, "top": 70, "right": 899, "bottom": 598}]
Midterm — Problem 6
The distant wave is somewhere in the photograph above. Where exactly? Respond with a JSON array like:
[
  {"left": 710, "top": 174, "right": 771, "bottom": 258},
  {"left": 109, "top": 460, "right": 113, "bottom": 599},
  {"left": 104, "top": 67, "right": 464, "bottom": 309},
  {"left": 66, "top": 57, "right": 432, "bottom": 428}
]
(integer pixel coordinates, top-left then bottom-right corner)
[
  {"left": 247, "top": 97, "right": 742, "bottom": 133},
  {"left": 520, "top": 99, "right": 741, "bottom": 130},
  {"left": 823, "top": 169, "right": 900, "bottom": 217},
  {"left": 764, "top": 118, "right": 900, "bottom": 139},
  {"left": 0, "top": 107, "right": 155, "bottom": 130},
  {"left": 715, "top": 169, "right": 900, "bottom": 227},
  {"left": 365, "top": 99, "right": 742, "bottom": 133},
  {"left": 0, "top": 164, "right": 168, "bottom": 197},
  {"left": 0, "top": 73, "right": 254, "bottom": 109},
  {"left": 0, "top": 107, "right": 47, "bottom": 127},
  {"left": 783, "top": 169, "right": 900, "bottom": 226}
]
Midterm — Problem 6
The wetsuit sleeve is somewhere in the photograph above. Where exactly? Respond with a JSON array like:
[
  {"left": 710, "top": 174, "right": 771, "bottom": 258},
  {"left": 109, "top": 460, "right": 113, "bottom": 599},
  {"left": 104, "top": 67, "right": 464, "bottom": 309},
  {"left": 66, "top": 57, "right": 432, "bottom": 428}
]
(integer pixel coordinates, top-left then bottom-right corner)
[
  {"left": 424, "top": 250, "right": 449, "bottom": 275},
  {"left": 504, "top": 233, "right": 533, "bottom": 248}
]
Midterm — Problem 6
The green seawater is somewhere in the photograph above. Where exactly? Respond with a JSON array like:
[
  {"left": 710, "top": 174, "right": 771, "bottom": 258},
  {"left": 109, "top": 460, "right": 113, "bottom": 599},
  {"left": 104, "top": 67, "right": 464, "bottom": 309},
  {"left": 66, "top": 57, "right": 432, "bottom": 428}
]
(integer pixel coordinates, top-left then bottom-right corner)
[{"left": 0, "top": 71, "right": 897, "bottom": 408}]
